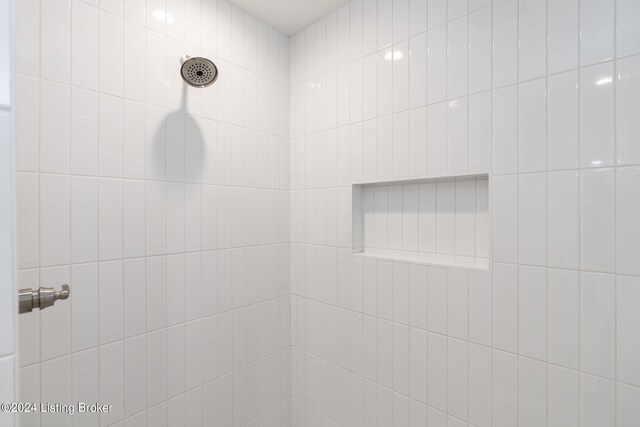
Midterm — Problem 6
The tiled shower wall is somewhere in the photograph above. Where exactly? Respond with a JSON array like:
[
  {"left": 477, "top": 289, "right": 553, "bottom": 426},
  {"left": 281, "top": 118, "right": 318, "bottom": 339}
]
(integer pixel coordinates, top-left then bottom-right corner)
[
  {"left": 0, "top": 0, "right": 17, "bottom": 424},
  {"left": 14, "top": 0, "right": 291, "bottom": 426},
  {"left": 289, "top": 0, "right": 640, "bottom": 426}
]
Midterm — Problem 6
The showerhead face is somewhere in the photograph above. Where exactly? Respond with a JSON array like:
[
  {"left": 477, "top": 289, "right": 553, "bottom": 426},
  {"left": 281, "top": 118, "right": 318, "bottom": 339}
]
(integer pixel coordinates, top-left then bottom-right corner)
[{"left": 180, "top": 56, "right": 218, "bottom": 88}]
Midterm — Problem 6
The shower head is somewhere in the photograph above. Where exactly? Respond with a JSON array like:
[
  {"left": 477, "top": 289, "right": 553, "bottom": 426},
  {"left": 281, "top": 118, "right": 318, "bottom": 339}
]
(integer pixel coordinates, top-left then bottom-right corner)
[{"left": 180, "top": 56, "right": 218, "bottom": 88}]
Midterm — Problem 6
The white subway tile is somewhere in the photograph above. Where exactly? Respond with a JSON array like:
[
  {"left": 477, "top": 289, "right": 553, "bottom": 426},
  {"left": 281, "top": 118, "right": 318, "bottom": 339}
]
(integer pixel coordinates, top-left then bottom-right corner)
[
  {"left": 377, "top": 318, "right": 393, "bottom": 388},
  {"left": 378, "top": 115, "right": 393, "bottom": 179},
  {"left": 580, "top": 63, "right": 615, "bottom": 168},
  {"left": 469, "top": 343, "right": 492, "bottom": 427},
  {"left": 548, "top": 171, "right": 579, "bottom": 268},
  {"left": 518, "top": 357, "right": 547, "bottom": 427},
  {"left": 363, "top": 0, "right": 377, "bottom": 54},
  {"left": 447, "top": 338, "right": 469, "bottom": 420},
  {"left": 166, "top": 254, "right": 185, "bottom": 326},
  {"left": 475, "top": 178, "right": 489, "bottom": 259},
  {"left": 518, "top": 79, "right": 547, "bottom": 173},
  {"left": 166, "top": 182, "right": 185, "bottom": 254},
  {"left": 41, "top": 356, "right": 71, "bottom": 425},
  {"left": 146, "top": 256, "right": 167, "bottom": 332},
  {"left": 468, "top": 92, "right": 491, "bottom": 173},
  {"left": 419, "top": 182, "right": 437, "bottom": 254},
  {"left": 387, "top": 184, "right": 404, "bottom": 250},
  {"left": 454, "top": 180, "right": 475, "bottom": 257},
  {"left": 447, "top": 98, "right": 469, "bottom": 174},
  {"left": 427, "top": 26, "right": 447, "bottom": 104},
  {"left": 518, "top": 0, "right": 546, "bottom": 81},
  {"left": 409, "top": 329, "right": 428, "bottom": 403},
  {"left": 123, "top": 258, "right": 146, "bottom": 338},
  {"left": 393, "top": 112, "right": 410, "bottom": 178},
  {"left": 548, "top": 268, "right": 579, "bottom": 368},
  {"left": 14, "top": 0, "right": 40, "bottom": 77},
  {"left": 548, "top": 0, "right": 578, "bottom": 73},
  {"left": 393, "top": 0, "right": 410, "bottom": 42},
  {"left": 363, "top": 53, "right": 378, "bottom": 120},
  {"left": 548, "top": 365, "right": 579, "bottom": 427},
  {"left": 492, "top": 263, "right": 518, "bottom": 353},
  {"left": 409, "top": 33, "right": 428, "bottom": 109},
  {"left": 616, "top": 56, "right": 640, "bottom": 166},
  {"left": 492, "top": 350, "right": 518, "bottom": 427},
  {"left": 350, "top": 0, "right": 364, "bottom": 60},
  {"left": 427, "top": 332, "right": 447, "bottom": 411},
  {"left": 580, "top": 374, "right": 615, "bottom": 427},
  {"left": 447, "top": 16, "right": 468, "bottom": 99},
  {"left": 98, "top": 94, "right": 124, "bottom": 178},
  {"left": 518, "top": 173, "right": 547, "bottom": 266},
  {"left": 70, "top": 88, "right": 98, "bottom": 176},
  {"left": 493, "top": 175, "right": 518, "bottom": 264},
  {"left": 350, "top": 59, "right": 364, "bottom": 123},
  {"left": 123, "top": 25, "right": 146, "bottom": 98},
  {"left": 99, "top": 260, "right": 124, "bottom": 345},
  {"left": 548, "top": 71, "right": 579, "bottom": 171},
  {"left": 493, "top": 0, "right": 518, "bottom": 88},
  {"left": 617, "top": 0, "right": 640, "bottom": 57},
  {"left": 518, "top": 266, "right": 547, "bottom": 360},
  {"left": 41, "top": 0, "right": 70, "bottom": 83},
  {"left": 410, "top": 0, "right": 428, "bottom": 35},
  {"left": 580, "top": 0, "right": 614, "bottom": 66},
  {"left": 71, "top": 177, "right": 98, "bottom": 263},
  {"left": 146, "top": 31, "right": 166, "bottom": 108},
  {"left": 581, "top": 272, "right": 615, "bottom": 378},
  {"left": 363, "top": 119, "right": 378, "bottom": 181},
  {"left": 40, "top": 80, "right": 70, "bottom": 174},
  {"left": 72, "top": 0, "right": 99, "bottom": 90},
  {"left": 469, "top": 7, "right": 492, "bottom": 94},
  {"left": 392, "top": 40, "right": 410, "bottom": 112},
  {"left": 71, "top": 349, "right": 99, "bottom": 426},
  {"left": 428, "top": 0, "right": 447, "bottom": 29},
  {"left": 580, "top": 168, "right": 615, "bottom": 272},
  {"left": 409, "top": 107, "right": 428, "bottom": 176},
  {"left": 617, "top": 383, "right": 640, "bottom": 427},
  {"left": 469, "top": 270, "right": 491, "bottom": 345},
  {"left": 393, "top": 323, "right": 410, "bottom": 395},
  {"left": 98, "top": 178, "right": 123, "bottom": 261},
  {"left": 427, "top": 102, "right": 447, "bottom": 176},
  {"left": 14, "top": 75, "right": 39, "bottom": 172},
  {"left": 492, "top": 85, "right": 518, "bottom": 175},
  {"left": 121, "top": 100, "right": 145, "bottom": 179},
  {"left": 16, "top": 173, "right": 39, "bottom": 269},
  {"left": 124, "top": 335, "right": 147, "bottom": 417},
  {"left": 402, "top": 184, "right": 420, "bottom": 252},
  {"left": 40, "top": 174, "right": 70, "bottom": 267},
  {"left": 99, "top": 11, "right": 124, "bottom": 96},
  {"left": 337, "top": 4, "right": 350, "bottom": 65},
  {"left": 447, "top": 269, "right": 469, "bottom": 340},
  {"left": 145, "top": 329, "right": 167, "bottom": 406},
  {"left": 436, "top": 181, "right": 455, "bottom": 254},
  {"left": 617, "top": 167, "right": 640, "bottom": 276},
  {"left": 427, "top": 267, "right": 447, "bottom": 333},
  {"left": 617, "top": 275, "right": 640, "bottom": 387},
  {"left": 70, "top": 263, "right": 98, "bottom": 353}
]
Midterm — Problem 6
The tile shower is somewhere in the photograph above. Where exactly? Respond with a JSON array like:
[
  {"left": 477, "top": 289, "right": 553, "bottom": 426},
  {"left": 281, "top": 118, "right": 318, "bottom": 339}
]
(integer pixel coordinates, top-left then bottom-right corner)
[
  {"left": 288, "top": 0, "right": 640, "bottom": 425},
  {"left": 6, "top": 0, "right": 640, "bottom": 426}
]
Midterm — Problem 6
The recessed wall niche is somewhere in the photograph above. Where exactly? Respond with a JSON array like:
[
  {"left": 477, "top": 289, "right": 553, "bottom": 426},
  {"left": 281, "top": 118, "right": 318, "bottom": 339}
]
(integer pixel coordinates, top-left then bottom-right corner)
[{"left": 352, "top": 174, "right": 490, "bottom": 270}]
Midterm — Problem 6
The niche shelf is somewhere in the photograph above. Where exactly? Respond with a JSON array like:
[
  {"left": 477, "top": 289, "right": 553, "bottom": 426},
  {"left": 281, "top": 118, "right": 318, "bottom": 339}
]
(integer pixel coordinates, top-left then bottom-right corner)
[{"left": 352, "top": 173, "right": 490, "bottom": 271}]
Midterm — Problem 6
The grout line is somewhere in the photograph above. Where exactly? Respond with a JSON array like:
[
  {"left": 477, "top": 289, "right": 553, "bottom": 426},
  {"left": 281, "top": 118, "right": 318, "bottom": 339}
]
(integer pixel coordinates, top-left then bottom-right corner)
[{"left": 612, "top": 0, "right": 618, "bottom": 424}]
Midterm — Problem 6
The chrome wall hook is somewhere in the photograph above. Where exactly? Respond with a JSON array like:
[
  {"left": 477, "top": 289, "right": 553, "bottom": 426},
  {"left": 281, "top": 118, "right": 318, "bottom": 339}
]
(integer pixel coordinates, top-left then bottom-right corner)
[{"left": 19, "top": 284, "right": 70, "bottom": 314}]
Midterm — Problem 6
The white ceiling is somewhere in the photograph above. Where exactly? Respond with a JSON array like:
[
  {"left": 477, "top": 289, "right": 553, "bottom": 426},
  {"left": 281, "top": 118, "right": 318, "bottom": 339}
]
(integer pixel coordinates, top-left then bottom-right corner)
[{"left": 230, "top": 0, "right": 349, "bottom": 35}]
